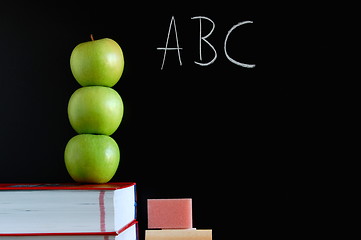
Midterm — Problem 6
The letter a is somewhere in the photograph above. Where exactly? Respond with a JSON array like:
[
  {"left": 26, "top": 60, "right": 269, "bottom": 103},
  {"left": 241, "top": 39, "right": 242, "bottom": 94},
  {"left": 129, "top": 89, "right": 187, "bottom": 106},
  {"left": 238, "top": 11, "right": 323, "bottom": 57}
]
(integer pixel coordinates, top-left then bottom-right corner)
[{"left": 157, "top": 16, "right": 183, "bottom": 70}]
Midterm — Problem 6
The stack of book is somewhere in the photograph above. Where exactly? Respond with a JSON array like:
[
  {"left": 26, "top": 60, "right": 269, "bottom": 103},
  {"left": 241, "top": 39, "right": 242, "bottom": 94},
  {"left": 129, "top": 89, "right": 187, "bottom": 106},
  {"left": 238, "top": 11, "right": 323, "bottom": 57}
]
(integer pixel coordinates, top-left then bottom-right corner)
[{"left": 0, "top": 182, "right": 137, "bottom": 240}]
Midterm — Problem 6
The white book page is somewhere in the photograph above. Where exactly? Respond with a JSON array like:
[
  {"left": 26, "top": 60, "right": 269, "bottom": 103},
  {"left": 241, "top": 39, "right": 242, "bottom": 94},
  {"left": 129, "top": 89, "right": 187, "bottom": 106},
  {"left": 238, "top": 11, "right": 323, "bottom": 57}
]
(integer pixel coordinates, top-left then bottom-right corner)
[{"left": 0, "top": 190, "right": 111, "bottom": 233}]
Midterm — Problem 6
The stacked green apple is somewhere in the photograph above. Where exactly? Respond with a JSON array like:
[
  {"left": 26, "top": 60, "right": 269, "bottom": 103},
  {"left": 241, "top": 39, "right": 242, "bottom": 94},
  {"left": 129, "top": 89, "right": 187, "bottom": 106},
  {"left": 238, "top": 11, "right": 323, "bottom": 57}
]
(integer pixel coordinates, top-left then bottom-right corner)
[{"left": 64, "top": 35, "right": 125, "bottom": 183}]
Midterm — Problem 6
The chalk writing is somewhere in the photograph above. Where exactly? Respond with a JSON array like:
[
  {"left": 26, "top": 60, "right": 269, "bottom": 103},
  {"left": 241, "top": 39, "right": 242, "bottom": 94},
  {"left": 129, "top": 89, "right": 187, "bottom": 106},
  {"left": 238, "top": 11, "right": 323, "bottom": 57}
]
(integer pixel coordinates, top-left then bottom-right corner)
[
  {"left": 224, "top": 21, "right": 255, "bottom": 68},
  {"left": 157, "top": 16, "right": 183, "bottom": 70},
  {"left": 157, "top": 16, "right": 255, "bottom": 69},
  {"left": 191, "top": 16, "right": 217, "bottom": 66}
]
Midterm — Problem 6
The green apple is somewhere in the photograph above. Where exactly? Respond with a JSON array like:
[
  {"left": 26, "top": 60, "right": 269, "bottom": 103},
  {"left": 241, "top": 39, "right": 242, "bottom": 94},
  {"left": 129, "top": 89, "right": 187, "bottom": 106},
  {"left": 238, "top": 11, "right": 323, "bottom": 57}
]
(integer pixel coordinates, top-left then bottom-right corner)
[
  {"left": 64, "top": 134, "right": 120, "bottom": 183},
  {"left": 68, "top": 86, "right": 124, "bottom": 135},
  {"left": 70, "top": 36, "right": 124, "bottom": 87}
]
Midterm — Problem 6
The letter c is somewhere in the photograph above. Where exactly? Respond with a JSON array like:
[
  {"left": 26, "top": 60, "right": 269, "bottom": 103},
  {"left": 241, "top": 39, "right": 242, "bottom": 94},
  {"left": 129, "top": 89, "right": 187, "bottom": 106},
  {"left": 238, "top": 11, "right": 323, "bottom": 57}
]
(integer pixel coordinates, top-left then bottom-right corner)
[{"left": 224, "top": 21, "right": 255, "bottom": 68}]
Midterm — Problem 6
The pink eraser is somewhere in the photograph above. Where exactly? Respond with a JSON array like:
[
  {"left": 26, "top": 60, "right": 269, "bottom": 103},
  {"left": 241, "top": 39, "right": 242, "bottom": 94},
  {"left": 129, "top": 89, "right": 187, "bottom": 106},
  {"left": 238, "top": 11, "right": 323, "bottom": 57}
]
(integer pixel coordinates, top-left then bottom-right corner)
[{"left": 147, "top": 198, "right": 192, "bottom": 229}]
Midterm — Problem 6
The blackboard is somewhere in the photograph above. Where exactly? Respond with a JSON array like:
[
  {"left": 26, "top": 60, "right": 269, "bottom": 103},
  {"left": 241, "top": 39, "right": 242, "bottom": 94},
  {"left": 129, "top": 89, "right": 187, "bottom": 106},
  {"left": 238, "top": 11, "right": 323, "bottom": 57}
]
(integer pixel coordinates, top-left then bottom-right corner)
[{"left": 0, "top": 1, "right": 304, "bottom": 239}]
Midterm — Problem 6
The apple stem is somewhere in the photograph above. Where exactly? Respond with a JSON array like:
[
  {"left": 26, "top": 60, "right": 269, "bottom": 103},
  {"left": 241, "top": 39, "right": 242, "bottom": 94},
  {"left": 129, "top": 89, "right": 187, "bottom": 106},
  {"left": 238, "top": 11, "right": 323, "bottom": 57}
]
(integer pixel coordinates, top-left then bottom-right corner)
[{"left": 90, "top": 34, "right": 94, "bottom": 41}]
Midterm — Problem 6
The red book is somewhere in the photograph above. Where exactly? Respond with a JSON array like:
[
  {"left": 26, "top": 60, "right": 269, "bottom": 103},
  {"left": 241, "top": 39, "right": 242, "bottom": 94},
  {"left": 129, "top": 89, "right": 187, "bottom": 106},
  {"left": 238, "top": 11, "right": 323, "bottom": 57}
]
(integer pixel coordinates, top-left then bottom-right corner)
[{"left": 0, "top": 183, "right": 137, "bottom": 237}]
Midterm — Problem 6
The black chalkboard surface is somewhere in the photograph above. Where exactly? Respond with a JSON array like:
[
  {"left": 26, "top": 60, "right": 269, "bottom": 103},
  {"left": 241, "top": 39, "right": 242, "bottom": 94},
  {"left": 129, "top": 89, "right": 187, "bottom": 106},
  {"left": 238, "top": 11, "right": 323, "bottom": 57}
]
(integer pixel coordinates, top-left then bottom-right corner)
[{"left": 0, "top": 2, "right": 294, "bottom": 239}]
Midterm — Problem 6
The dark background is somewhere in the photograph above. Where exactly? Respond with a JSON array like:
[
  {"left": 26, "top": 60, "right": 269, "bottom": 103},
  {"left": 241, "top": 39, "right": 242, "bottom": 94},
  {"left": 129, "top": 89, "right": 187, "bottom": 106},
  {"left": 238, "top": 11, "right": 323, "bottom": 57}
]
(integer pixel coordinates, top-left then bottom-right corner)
[{"left": 0, "top": 1, "right": 344, "bottom": 239}]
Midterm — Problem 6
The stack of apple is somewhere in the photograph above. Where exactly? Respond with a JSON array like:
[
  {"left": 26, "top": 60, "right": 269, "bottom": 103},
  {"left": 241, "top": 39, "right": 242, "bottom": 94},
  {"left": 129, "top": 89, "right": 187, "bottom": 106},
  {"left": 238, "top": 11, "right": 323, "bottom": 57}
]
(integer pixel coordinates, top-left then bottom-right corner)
[{"left": 64, "top": 35, "right": 125, "bottom": 183}]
